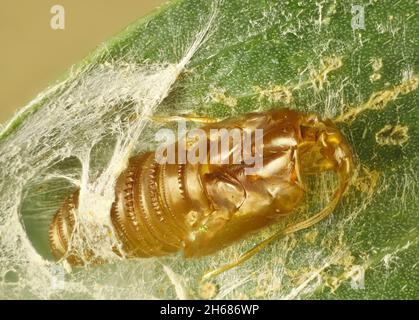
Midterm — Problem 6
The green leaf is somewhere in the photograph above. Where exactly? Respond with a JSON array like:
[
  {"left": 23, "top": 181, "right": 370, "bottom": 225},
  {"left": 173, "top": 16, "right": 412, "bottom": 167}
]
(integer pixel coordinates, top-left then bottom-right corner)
[{"left": 0, "top": 0, "right": 417, "bottom": 299}]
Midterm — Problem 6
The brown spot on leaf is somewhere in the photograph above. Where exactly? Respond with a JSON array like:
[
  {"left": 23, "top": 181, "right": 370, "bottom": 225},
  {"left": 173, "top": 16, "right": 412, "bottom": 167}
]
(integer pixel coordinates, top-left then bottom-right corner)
[
  {"left": 199, "top": 281, "right": 218, "bottom": 299},
  {"left": 375, "top": 124, "right": 409, "bottom": 146}
]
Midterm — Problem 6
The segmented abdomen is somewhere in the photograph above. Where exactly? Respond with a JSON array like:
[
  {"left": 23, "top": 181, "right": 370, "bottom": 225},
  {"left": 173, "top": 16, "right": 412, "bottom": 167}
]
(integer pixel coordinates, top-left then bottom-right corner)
[{"left": 49, "top": 151, "right": 211, "bottom": 264}]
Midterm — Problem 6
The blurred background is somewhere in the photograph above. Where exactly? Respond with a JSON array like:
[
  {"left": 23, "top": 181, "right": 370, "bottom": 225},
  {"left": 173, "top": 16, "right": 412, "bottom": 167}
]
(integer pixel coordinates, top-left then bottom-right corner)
[{"left": 0, "top": 0, "right": 167, "bottom": 125}]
